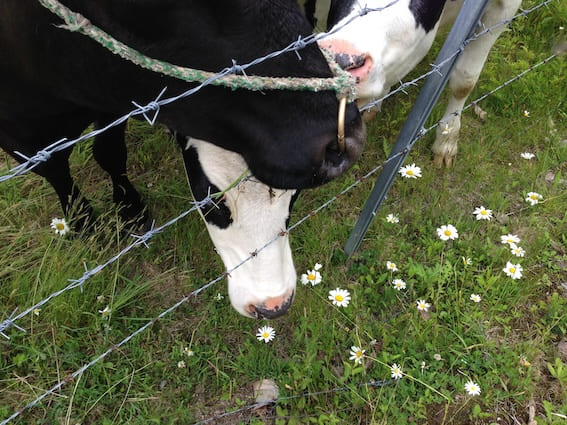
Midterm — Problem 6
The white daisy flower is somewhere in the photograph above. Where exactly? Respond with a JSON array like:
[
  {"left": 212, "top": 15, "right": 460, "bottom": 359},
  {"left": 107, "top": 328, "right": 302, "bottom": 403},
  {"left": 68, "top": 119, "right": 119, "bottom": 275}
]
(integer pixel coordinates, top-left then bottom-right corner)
[
  {"left": 470, "top": 294, "right": 481, "bottom": 303},
  {"left": 464, "top": 380, "right": 481, "bottom": 396},
  {"left": 523, "top": 110, "right": 530, "bottom": 117},
  {"left": 50, "top": 217, "right": 70, "bottom": 236},
  {"left": 501, "top": 234, "right": 520, "bottom": 245},
  {"left": 33, "top": 308, "right": 41, "bottom": 316},
  {"left": 416, "top": 299, "right": 431, "bottom": 312},
  {"left": 462, "top": 257, "right": 472, "bottom": 266},
  {"left": 177, "top": 360, "right": 186, "bottom": 369},
  {"left": 509, "top": 243, "right": 525, "bottom": 258},
  {"left": 300, "top": 269, "right": 322, "bottom": 286},
  {"left": 98, "top": 306, "right": 111, "bottom": 318},
  {"left": 398, "top": 163, "right": 422, "bottom": 179},
  {"left": 386, "top": 213, "right": 399, "bottom": 224},
  {"left": 392, "top": 279, "right": 406, "bottom": 290},
  {"left": 328, "top": 288, "right": 351, "bottom": 307},
  {"left": 216, "top": 293, "right": 224, "bottom": 301},
  {"left": 391, "top": 363, "right": 403, "bottom": 380},
  {"left": 525, "top": 192, "right": 543, "bottom": 205},
  {"left": 184, "top": 347, "right": 194, "bottom": 357},
  {"left": 441, "top": 123, "right": 451, "bottom": 135},
  {"left": 437, "top": 224, "right": 459, "bottom": 241},
  {"left": 386, "top": 261, "right": 398, "bottom": 272},
  {"left": 520, "top": 152, "right": 535, "bottom": 160},
  {"left": 349, "top": 346, "right": 365, "bottom": 364},
  {"left": 472, "top": 206, "right": 493, "bottom": 221},
  {"left": 503, "top": 261, "right": 523, "bottom": 280},
  {"left": 314, "top": 263, "right": 323, "bottom": 271},
  {"left": 256, "top": 325, "right": 275, "bottom": 343}
]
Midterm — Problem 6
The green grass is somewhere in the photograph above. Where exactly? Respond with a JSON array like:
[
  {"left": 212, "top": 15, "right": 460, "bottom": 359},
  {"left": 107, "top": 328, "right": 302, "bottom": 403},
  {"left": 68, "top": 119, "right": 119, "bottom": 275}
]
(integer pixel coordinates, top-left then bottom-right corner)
[{"left": 1, "top": 2, "right": 566, "bottom": 424}]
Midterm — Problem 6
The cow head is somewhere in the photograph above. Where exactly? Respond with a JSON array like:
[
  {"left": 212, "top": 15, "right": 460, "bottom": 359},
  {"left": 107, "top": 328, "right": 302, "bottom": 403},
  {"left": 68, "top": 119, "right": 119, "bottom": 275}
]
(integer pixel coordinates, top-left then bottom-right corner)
[
  {"left": 317, "top": 0, "right": 443, "bottom": 104},
  {"left": 71, "top": 0, "right": 366, "bottom": 190},
  {"left": 181, "top": 137, "right": 298, "bottom": 319}
]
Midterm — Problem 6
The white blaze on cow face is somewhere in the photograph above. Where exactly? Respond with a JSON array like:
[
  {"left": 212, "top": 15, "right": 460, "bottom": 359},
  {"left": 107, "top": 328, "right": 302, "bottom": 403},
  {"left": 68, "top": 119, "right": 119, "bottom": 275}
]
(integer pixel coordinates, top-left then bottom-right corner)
[
  {"left": 185, "top": 138, "right": 297, "bottom": 319},
  {"left": 319, "top": 0, "right": 440, "bottom": 103}
]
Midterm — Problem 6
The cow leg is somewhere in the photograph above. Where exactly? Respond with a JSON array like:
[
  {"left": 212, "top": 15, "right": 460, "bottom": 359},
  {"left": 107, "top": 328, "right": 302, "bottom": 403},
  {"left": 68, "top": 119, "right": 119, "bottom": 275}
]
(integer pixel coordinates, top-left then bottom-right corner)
[
  {"left": 0, "top": 126, "right": 94, "bottom": 230},
  {"left": 92, "top": 118, "right": 150, "bottom": 228},
  {"left": 432, "top": 0, "right": 521, "bottom": 167}
]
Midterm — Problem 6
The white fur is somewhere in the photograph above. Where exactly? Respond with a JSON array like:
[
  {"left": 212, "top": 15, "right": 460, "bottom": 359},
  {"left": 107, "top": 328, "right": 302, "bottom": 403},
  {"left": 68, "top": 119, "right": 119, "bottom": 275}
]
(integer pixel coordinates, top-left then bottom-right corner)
[
  {"left": 324, "top": 0, "right": 522, "bottom": 165},
  {"left": 187, "top": 138, "right": 296, "bottom": 317}
]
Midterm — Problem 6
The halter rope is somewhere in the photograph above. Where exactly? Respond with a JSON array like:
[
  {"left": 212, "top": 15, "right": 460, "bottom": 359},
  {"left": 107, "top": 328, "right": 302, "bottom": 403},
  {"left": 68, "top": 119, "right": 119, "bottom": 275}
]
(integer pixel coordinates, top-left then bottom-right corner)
[{"left": 37, "top": 0, "right": 357, "bottom": 103}]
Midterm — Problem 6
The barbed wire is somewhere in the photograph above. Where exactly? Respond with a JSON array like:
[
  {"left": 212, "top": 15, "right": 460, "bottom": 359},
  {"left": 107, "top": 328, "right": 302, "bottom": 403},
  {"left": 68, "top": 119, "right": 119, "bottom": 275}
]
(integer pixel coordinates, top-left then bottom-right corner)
[
  {"left": 0, "top": 0, "right": 401, "bottom": 183},
  {"left": 191, "top": 379, "right": 390, "bottom": 425},
  {"left": 1, "top": 46, "right": 558, "bottom": 422}
]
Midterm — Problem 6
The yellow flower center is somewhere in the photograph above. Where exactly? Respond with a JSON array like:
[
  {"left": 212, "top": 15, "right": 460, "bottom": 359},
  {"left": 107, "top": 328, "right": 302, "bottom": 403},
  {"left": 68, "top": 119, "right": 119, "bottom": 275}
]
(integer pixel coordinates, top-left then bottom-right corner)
[
  {"left": 56, "top": 223, "right": 65, "bottom": 231},
  {"left": 444, "top": 229, "right": 452, "bottom": 236},
  {"left": 530, "top": 194, "right": 538, "bottom": 200},
  {"left": 480, "top": 210, "right": 487, "bottom": 215},
  {"left": 335, "top": 295, "right": 344, "bottom": 302},
  {"left": 355, "top": 351, "right": 362, "bottom": 358},
  {"left": 263, "top": 332, "right": 269, "bottom": 338},
  {"left": 307, "top": 273, "right": 315, "bottom": 281},
  {"left": 406, "top": 170, "right": 414, "bottom": 176},
  {"left": 509, "top": 267, "right": 516, "bottom": 273}
]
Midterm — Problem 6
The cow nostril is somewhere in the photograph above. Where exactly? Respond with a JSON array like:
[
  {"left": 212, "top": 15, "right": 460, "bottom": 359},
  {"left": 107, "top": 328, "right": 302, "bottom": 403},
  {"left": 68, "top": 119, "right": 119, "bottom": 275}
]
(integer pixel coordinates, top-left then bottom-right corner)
[{"left": 334, "top": 52, "right": 367, "bottom": 72}]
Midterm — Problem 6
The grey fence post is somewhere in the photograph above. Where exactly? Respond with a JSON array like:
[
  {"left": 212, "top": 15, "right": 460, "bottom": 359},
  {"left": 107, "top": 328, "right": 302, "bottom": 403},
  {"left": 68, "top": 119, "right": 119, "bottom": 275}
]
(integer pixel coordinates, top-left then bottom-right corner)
[{"left": 344, "top": 0, "right": 491, "bottom": 256}]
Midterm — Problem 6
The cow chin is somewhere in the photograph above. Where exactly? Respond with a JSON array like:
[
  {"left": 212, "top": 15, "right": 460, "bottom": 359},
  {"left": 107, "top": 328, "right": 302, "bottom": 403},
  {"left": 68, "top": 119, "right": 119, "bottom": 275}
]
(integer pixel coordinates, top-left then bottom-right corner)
[{"left": 205, "top": 222, "right": 298, "bottom": 320}]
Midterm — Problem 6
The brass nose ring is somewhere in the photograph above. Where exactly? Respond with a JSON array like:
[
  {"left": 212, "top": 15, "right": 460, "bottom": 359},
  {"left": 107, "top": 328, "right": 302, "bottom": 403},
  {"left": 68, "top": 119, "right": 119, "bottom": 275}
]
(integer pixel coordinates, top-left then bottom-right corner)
[{"left": 337, "top": 97, "right": 347, "bottom": 152}]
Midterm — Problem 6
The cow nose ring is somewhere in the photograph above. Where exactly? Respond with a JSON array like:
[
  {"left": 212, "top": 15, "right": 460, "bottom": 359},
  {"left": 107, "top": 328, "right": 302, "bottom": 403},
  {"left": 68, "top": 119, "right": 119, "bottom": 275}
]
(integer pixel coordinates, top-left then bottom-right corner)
[{"left": 337, "top": 96, "right": 347, "bottom": 152}]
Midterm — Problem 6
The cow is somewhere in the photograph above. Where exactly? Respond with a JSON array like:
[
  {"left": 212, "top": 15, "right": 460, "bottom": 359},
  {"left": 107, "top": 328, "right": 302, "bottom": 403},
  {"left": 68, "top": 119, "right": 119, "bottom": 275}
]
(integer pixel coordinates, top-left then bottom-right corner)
[
  {"left": 179, "top": 136, "right": 299, "bottom": 318},
  {"left": 0, "top": 1, "right": 366, "bottom": 318},
  {"left": 314, "top": 0, "right": 522, "bottom": 166}
]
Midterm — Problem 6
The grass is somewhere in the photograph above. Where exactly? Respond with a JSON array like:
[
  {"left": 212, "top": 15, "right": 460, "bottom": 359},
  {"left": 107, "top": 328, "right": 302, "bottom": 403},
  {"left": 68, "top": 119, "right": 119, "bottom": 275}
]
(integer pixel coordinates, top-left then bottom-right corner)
[{"left": 1, "top": 1, "right": 566, "bottom": 424}]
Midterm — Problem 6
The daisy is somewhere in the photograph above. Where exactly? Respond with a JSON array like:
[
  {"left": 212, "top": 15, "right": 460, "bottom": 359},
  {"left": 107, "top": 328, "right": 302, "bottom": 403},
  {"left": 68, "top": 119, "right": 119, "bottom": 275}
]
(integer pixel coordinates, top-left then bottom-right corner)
[
  {"left": 441, "top": 123, "right": 451, "bottom": 135},
  {"left": 33, "top": 308, "right": 41, "bottom": 316},
  {"left": 520, "top": 152, "right": 535, "bottom": 160},
  {"left": 392, "top": 279, "right": 406, "bottom": 290},
  {"left": 503, "top": 261, "right": 523, "bottom": 280},
  {"left": 416, "top": 299, "right": 431, "bottom": 312},
  {"left": 472, "top": 206, "right": 493, "bottom": 221},
  {"left": 464, "top": 380, "right": 481, "bottom": 396},
  {"left": 216, "top": 293, "right": 224, "bottom": 301},
  {"left": 391, "top": 363, "right": 403, "bottom": 380},
  {"left": 501, "top": 234, "right": 520, "bottom": 245},
  {"left": 98, "top": 306, "right": 111, "bottom": 318},
  {"left": 470, "top": 294, "right": 481, "bottom": 303},
  {"left": 177, "top": 360, "right": 186, "bottom": 369},
  {"left": 301, "top": 269, "right": 322, "bottom": 286},
  {"left": 50, "top": 218, "right": 70, "bottom": 236},
  {"left": 462, "top": 257, "right": 472, "bottom": 266},
  {"left": 328, "top": 288, "right": 351, "bottom": 307},
  {"left": 314, "top": 263, "right": 323, "bottom": 271},
  {"left": 509, "top": 243, "right": 525, "bottom": 258},
  {"left": 398, "top": 163, "right": 422, "bottom": 179},
  {"left": 184, "top": 347, "right": 194, "bottom": 357},
  {"left": 386, "top": 213, "right": 399, "bottom": 224},
  {"left": 349, "top": 346, "right": 365, "bottom": 364},
  {"left": 525, "top": 192, "right": 543, "bottom": 205},
  {"left": 256, "top": 325, "right": 275, "bottom": 343},
  {"left": 386, "top": 261, "right": 398, "bottom": 272},
  {"left": 437, "top": 224, "right": 458, "bottom": 241},
  {"left": 523, "top": 110, "right": 530, "bottom": 117}
]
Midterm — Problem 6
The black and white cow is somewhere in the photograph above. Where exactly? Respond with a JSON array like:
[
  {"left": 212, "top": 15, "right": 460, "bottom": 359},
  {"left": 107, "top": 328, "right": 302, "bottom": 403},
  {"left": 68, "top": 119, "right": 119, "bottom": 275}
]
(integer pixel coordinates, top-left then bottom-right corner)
[
  {"left": 0, "top": 1, "right": 366, "bottom": 318},
  {"left": 317, "top": 0, "right": 522, "bottom": 166}
]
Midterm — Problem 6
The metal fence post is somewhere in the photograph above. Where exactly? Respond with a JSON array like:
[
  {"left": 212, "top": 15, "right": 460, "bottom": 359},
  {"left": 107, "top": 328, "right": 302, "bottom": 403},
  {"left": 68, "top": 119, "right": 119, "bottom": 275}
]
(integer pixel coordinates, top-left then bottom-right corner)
[{"left": 344, "top": 0, "right": 491, "bottom": 256}]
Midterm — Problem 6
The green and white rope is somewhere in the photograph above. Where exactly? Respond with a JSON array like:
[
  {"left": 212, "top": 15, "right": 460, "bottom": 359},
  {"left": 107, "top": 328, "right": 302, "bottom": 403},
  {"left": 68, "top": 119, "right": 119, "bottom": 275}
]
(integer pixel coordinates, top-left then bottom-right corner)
[{"left": 37, "top": 0, "right": 357, "bottom": 101}]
